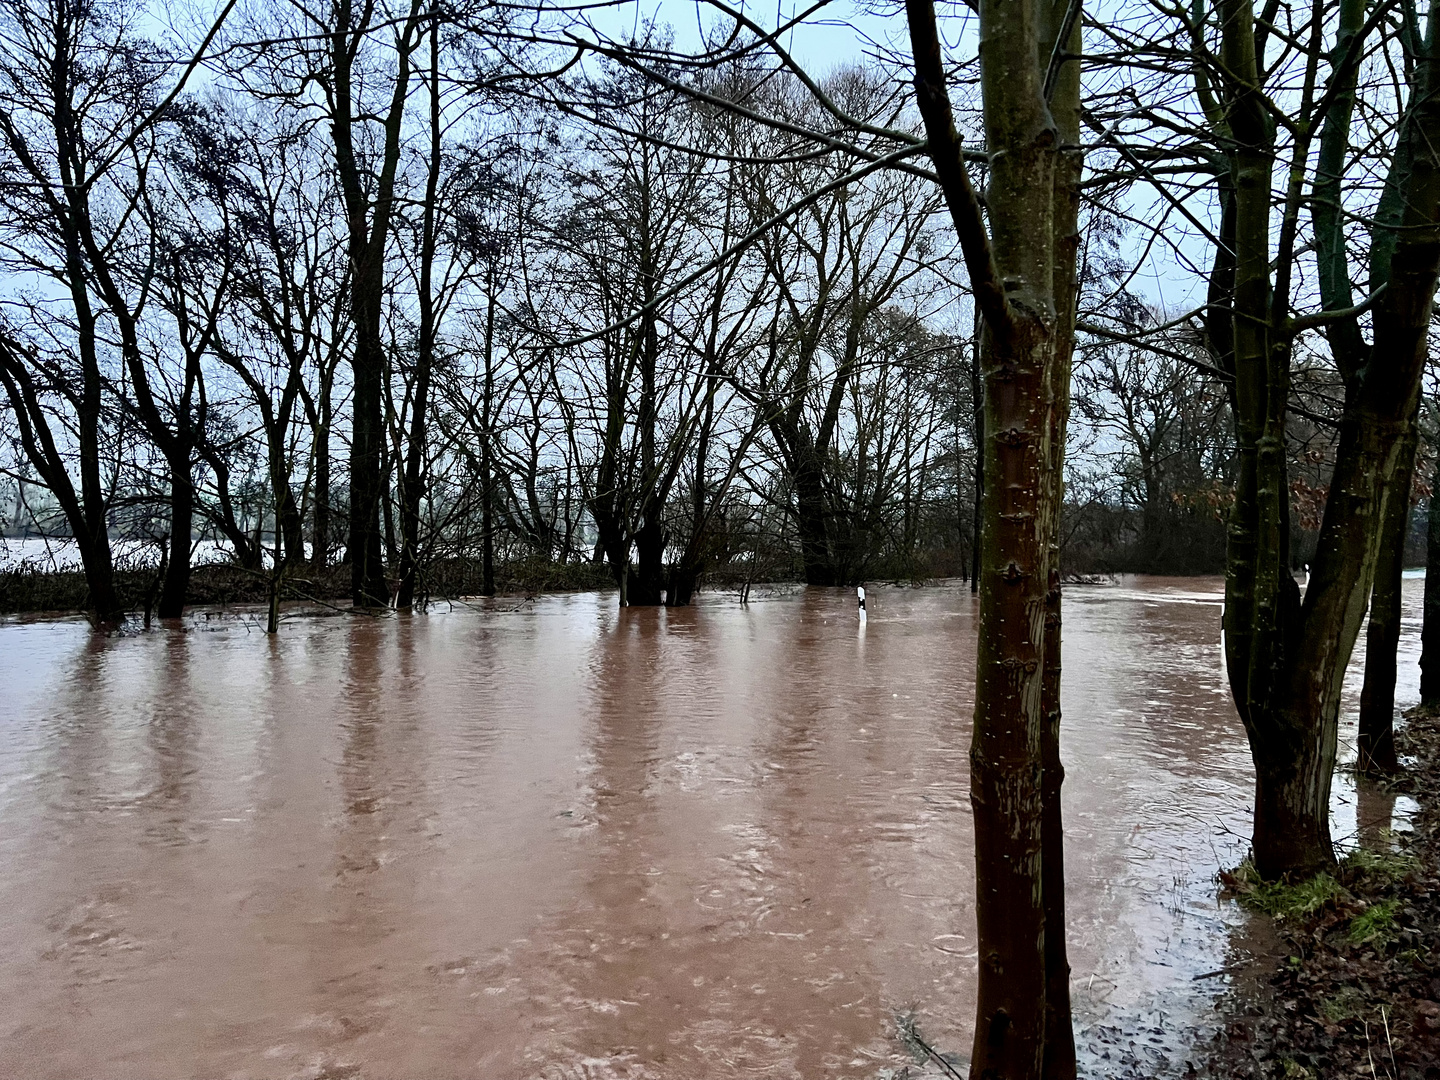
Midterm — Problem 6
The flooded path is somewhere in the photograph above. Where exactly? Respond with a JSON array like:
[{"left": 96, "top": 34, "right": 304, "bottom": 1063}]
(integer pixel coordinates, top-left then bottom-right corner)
[{"left": 0, "top": 576, "right": 1422, "bottom": 1078}]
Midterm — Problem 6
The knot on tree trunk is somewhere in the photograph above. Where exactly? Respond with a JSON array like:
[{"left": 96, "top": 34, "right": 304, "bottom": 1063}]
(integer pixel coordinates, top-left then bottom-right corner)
[{"left": 995, "top": 426, "right": 1030, "bottom": 447}]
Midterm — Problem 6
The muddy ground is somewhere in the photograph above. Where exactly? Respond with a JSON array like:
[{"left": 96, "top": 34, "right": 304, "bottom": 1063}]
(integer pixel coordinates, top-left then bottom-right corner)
[{"left": 1199, "top": 707, "right": 1440, "bottom": 1080}]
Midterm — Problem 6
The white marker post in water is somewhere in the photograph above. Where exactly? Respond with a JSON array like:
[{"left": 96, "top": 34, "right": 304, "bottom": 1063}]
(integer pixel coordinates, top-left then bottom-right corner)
[{"left": 857, "top": 585, "right": 867, "bottom": 623}]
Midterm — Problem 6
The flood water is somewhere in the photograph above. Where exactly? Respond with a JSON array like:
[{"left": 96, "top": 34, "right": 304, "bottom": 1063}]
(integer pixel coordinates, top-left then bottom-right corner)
[{"left": 0, "top": 576, "right": 1423, "bottom": 1079}]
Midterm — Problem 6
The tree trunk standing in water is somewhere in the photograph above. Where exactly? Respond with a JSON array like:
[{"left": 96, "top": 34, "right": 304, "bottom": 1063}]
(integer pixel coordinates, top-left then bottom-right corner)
[
  {"left": 0, "top": 1, "right": 144, "bottom": 624},
  {"left": 111, "top": 313, "right": 202, "bottom": 620},
  {"left": 312, "top": 401, "right": 332, "bottom": 569},
  {"left": 331, "top": 0, "right": 425, "bottom": 607},
  {"left": 0, "top": 339, "right": 121, "bottom": 621},
  {"left": 970, "top": 330, "right": 982, "bottom": 596},
  {"left": 1357, "top": 414, "right": 1419, "bottom": 774},
  {"left": 1211, "top": 0, "right": 1440, "bottom": 877},
  {"left": 669, "top": 354, "right": 719, "bottom": 608},
  {"left": 396, "top": 23, "right": 442, "bottom": 611},
  {"left": 628, "top": 240, "right": 668, "bottom": 606},
  {"left": 104, "top": 251, "right": 222, "bottom": 620},
  {"left": 790, "top": 443, "right": 838, "bottom": 585},
  {"left": 306, "top": 347, "right": 340, "bottom": 570},
  {"left": 905, "top": 0, "right": 1081, "bottom": 1073},
  {"left": 158, "top": 451, "right": 194, "bottom": 616},
  {"left": 0, "top": 0, "right": 236, "bottom": 624},
  {"left": 1039, "top": 4, "right": 1081, "bottom": 1072},
  {"left": 480, "top": 278, "right": 497, "bottom": 598},
  {"left": 1422, "top": 445, "right": 1440, "bottom": 703}
]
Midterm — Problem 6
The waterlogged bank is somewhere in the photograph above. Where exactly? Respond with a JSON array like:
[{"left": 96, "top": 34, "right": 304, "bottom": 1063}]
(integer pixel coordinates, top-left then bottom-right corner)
[{"left": 0, "top": 577, "right": 1421, "bottom": 1078}]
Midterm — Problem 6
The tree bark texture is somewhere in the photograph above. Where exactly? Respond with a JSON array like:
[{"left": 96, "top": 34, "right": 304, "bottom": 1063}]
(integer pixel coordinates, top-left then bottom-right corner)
[
  {"left": 1040, "top": 3, "right": 1080, "bottom": 1074},
  {"left": 907, "top": 0, "right": 1081, "bottom": 1075}
]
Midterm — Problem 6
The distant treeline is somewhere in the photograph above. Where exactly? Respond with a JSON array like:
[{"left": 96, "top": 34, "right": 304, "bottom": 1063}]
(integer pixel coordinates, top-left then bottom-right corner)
[{"left": 0, "top": 0, "right": 1421, "bottom": 620}]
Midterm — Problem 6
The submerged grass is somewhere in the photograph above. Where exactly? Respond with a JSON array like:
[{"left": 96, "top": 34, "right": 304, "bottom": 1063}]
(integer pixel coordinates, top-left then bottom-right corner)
[
  {"left": 1222, "top": 847, "right": 1414, "bottom": 925},
  {"left": 1222, "top": 859, "right": 1342, "bottom": 919}
]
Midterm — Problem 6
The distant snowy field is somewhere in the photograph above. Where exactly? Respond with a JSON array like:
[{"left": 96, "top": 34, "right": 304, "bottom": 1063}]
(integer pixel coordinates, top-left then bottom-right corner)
[{"left": 0, "top": 537, "right": 257, "bottom": 571}]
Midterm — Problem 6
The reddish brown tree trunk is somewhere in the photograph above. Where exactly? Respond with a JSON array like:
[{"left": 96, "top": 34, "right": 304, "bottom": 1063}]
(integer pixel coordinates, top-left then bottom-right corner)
[{"left": 906, "top": 0, "right": 1081, "bottom": 1073}]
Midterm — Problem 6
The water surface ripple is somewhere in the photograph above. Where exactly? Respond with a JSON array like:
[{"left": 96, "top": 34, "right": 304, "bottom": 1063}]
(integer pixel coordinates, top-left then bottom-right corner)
[{"left": 0, "top": 576, "right": 1420, "bottom": 1078}]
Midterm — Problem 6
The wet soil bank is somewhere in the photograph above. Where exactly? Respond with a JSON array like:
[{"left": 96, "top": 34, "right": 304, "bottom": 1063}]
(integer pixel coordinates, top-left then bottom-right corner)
[{"left": 1202, "top": 707, "right": 1440, "bottom": 1080}]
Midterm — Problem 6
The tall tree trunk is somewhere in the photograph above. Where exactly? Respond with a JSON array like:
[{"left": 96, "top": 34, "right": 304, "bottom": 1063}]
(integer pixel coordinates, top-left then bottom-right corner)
[
  {"left": 344, "top": 276, "right": 388, "bottom": 605},
  {"left": 157, "top": 451, "right": 193, "bottom": 618},
  {"left": 1357, "top": 412, "right": 1418, "bottom": 773},
  {"left": 332, "top": 0, "right": 423, "bottom": 607},
  {"left": 478, "top": 266, "right": 501, "bottom": 596},
  {"left": 312, "top": 371, "right": 333, "bottom": 570},
  {"left": 669, "top": 378, "right": 716, "bottom": 608},
  {"left": 629, "top": 260, "right": 666, "bottom": 606},
  {"left": 970, "top": 325, "right": 983, "bottom": 595},
  {"left": 1224, "top": 0, "right": 1440, "bottom": 878},
  {"left": 264, "top": 399, "right": 305, "bottom": 572},
  {"left": 1219, "top": 0, "right": 1349, "bottom": 879},
  {"left": 907, "top": 0, "right": 1080, "bottom": 1072},
  {"left": 630, "top": 520, "right": 666, "bottom": 605},
  {"left": 381, "top": 405, "right": 398, "bottom": 575},
  {"left": 1421, "top": 446, "right": 1440, "bottom": 704},
  {"left": 396, "top": 24, "right": 442, "bottom": 611},
  {"left": 277, "top": 483, "right": 305, "bottom": 568},
  {"left": 395, "top": 358, "right": 432, "bottom": 607},
  {"left": 480, "top": 282, "right": 497, "bottom": 598},
  {"left": 588, "top": 367, "right": 630, "bottom": 602},
  {"left": 76, "top": 319, "right": 119, "bottom": 622},
  {"left": 34, "top": 4, "right": 120, "bottom": 624},
  {"left": 1040, "top": 3, "right": 1080, "bottom": 1074},
  {"left": 792, "top": 445, "right": 837, "bottom": 586}
]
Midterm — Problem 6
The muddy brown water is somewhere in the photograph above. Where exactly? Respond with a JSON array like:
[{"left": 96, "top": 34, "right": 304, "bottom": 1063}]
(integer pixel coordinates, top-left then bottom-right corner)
[{"left": 0, "top": 576, "right": 1422, "bottom": 1079}]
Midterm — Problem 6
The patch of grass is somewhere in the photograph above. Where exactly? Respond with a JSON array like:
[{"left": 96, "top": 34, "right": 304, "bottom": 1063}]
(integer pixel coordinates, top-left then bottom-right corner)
[
  {"left": 1318, "top": 985, "right": 1369, "bottom": 1024},
  {"left": 1223, "top": 859, "right": 1343, "bottom": 919},
  {"left": 1346, "top": 898, "right": 1400, "bottom": 946},
  {"left": 1339, "top": 848, "right": 1415, "bottom": 889}
]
